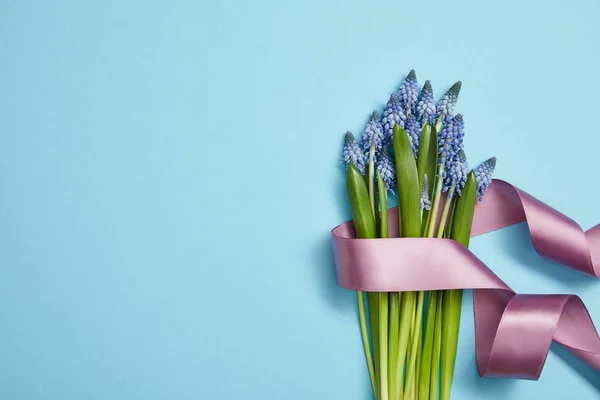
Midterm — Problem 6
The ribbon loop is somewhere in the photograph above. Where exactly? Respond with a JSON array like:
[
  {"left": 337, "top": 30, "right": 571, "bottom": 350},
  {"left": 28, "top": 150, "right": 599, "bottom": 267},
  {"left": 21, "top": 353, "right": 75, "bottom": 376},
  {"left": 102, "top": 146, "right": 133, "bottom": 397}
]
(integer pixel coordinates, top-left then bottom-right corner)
[{"left": 331, "top": 179, "right": 600, "bottom": 379}]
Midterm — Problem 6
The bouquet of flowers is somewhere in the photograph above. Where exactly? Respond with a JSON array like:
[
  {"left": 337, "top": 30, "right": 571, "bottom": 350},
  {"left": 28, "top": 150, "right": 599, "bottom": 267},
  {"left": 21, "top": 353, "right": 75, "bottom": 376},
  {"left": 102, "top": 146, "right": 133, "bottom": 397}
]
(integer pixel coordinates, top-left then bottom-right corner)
[{"left": 338, "top": 70, "right": 496, "bottom": 400}]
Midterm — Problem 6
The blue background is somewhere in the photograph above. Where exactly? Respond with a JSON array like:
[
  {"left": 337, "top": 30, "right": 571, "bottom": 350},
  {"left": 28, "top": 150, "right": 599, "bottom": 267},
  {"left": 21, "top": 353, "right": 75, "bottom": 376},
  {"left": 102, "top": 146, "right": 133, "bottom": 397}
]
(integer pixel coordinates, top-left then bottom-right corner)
[{"left": 0, "top": 0, "right": 599, "bottom": 399}]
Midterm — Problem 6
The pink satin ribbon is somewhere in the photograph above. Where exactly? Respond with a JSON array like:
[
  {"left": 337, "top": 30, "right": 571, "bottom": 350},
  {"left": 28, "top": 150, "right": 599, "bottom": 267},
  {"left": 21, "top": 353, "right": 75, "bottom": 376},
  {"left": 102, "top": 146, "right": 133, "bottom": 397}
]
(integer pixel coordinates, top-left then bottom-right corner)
[{"left": 331, "top": 179, "right": 600, "bottom": 380}]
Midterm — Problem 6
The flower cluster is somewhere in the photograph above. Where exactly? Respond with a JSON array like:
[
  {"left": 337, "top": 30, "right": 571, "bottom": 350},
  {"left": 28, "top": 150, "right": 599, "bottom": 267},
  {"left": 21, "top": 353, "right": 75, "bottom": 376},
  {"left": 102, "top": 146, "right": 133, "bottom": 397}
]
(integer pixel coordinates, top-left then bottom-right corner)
[
  {"left": 417, "top": 81, "right": 435, "bottom": 123},
  {"left": 444, "top": 150, "right": 469, "bottom": 197},
  {"left": 340, "top": 70, "right": 497, "bottom": 202},
  {"left": 341, "top": 132, "right": 365, "bottom": 174},
  {"left": 377, "top": 148, "right": 396, "bottom": 194},
  {"left": 475, "top": 157, "right": 497, "bottom": 201},
  {"left": 382, "top": 92, "right": 406, "bottom": 144},
  {"left": 361, "top": 111, "right": 385, "bottom": 161},
  {"left": 405, "top": 113, "right": 421, "bottom": 158},
  {"left": 436, "top": 81, "right": 462, "bottom": 120},
  {"left": 399, "top": 69, "right": 419, "bottom": 113},
  {"left": 438, "top": 114, "right": 465, "bottom": 164}
]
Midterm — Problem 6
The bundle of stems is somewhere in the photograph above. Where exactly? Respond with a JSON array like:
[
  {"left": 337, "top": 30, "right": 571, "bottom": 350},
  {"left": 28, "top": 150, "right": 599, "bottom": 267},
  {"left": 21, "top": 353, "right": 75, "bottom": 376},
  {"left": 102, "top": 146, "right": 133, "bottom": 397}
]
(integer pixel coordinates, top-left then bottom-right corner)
[{"left": 346, "top": 122, "right": 479, "bottom": 400}]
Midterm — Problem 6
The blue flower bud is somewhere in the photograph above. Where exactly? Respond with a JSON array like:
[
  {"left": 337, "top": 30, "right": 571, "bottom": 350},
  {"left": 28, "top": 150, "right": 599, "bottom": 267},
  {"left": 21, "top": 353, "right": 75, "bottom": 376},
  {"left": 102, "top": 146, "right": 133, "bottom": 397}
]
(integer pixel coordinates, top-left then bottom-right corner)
[
  {"left": 420, "top": 174, "right": 431, "bottom": 210},
  {"left": 438, "top": 114, "right": 465, "bottom": 162},
  {"left": 361, "top": 111, "right": 385, "bottom": 162},
  {"left": 475, "top": 157, "right": 497, "bottom": 201},
  {"left": 417, "top": 80, "right": 436, "bottom": 124},
  {"left": 443, "top": 149, "right": 468, "bottom": 197},
  {"left": 376, "top": 146, "right": 396, "bottom": 194},
  {"left": 436, "top": 81, "right": 462, "bottom": 120},
  {"left": 382, "top": 92, "right": 406, "bottom": 144},
  {"left": 405, "top": 113, "right": 421, "bottom": 158},
  {"left": 399, "top": 70, "right": 419, "bottom": 113},
  {"left": 341, "top": 131, "right": 366, "bottom": 175}
]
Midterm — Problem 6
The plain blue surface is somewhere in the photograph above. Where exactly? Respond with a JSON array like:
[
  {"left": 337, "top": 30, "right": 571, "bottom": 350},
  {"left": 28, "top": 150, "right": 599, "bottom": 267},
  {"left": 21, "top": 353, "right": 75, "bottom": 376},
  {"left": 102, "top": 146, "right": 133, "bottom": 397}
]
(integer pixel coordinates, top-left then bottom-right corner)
[{"left": 0, "top": 0, "right": 599, "bottom": 399}]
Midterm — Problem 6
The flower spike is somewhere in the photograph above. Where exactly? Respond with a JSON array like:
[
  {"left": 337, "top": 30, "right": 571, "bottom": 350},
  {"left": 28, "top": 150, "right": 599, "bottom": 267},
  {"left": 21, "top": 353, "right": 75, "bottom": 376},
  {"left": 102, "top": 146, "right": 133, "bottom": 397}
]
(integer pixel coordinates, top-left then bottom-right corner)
[
  {"left": 399, "top": 69, "right": 419, "bottom": 113},
  {"left": 436, "top": 81, "right": 462, "bottom": 119},
  {"left": 417, "top": 80, "right": 435, "bottom": 123},
  {"left": 443, "top": 150, "right": 469, "bottom": 197},
  {"left": 438, "top": 114, "right": 465, "bottom": 162},
  {"left": 382, "top": 92, "right": 406, "bottom": 144},
  {"left": 341, "top": 131, "right": 366, "bottom": 175},
  {"left": 376, "top": 146, "right": 396, "bottom": 194},
  {"left": 474, "top": 157, "right": 497, "bottom": 201},
  {"left": 361, "top": 111, "right": 385, "bottom": 160},
  {"left": 405, "top": 113, "right": 421, "bottom": 158}
]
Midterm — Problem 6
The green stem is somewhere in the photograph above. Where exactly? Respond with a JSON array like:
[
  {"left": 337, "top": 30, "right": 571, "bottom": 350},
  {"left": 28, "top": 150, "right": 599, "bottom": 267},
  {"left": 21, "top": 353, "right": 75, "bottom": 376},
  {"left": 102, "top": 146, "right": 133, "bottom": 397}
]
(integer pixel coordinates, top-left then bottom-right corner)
[
  {"left": 367, "top": 149, "right": 380, "bottom": 400},
  {"left": 405, "top": 290, "right": 425, "bottom": 397},
  {"left": 395, "top": 292, "right": 415, "bottom": 399},
  {"left": 440, "top": 290, "right": 462, "bottom": 400},
  {"left": 419, "top": 291, "right": 438, "bottom": 399},
  {"left": 377, "top": 171, "right": 400, "bottom": 400},
  {"left": 376, "top": 171, "right": 389, "bottom": 400},
  {"left": 430, "top": 292, "right": 443, "bottom": 400},
  {"left": 416, "top": 123, "right": 431, "bottom": 189},
  {"left": 377, "top": 171, "right": 388, "bottom": 240},
  {"left": 426, "top": 159, "right": 446, "bottom": 238},
  {"left": 358, "top": 291, "right": 377, "bottom": 395},
  {"left": 368, "top": 142, "right": 376, "bottom": 220},
  {"left": 405, "top": 297, "right": 417, "bottom": 400},
  {"left": 416, "top": 321, "right": 422, "bottom": 398},
  {"left": 388, "top": 293, "right": 400, "bottom": 399},
  {"left": 368, "top": 292, "right": 380, "bottom": 399},
  {"left": 379, "top": 293, "right": 389, "bottom": 400},
  {"left": 437, "top": 186, "right": 455, "bottom": 238}
]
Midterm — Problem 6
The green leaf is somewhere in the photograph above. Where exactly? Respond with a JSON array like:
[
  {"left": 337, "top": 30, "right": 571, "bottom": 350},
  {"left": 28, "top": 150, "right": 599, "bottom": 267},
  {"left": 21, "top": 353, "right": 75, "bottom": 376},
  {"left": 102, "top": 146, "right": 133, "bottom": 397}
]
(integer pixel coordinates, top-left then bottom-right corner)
[
  {"left": 388, "top": 293, "right": 400, "bottom": 399},
  {"left": 392, "top": 123, "right": 420, "bottom": 238},
  {"left": 416, "top": 123, "right": 431, "bottom": 190},
  {"left": 421, "top": 126, "right": 438, "bottom": 234},
  {"left": 450, "top": 170, "right": 477, "bottom": 247},
  {"left": 346, "top": 163, "right": 377, "bottom": 239},
  {"left": 377, "top": 170, "right": 388, "bottom": 239}
]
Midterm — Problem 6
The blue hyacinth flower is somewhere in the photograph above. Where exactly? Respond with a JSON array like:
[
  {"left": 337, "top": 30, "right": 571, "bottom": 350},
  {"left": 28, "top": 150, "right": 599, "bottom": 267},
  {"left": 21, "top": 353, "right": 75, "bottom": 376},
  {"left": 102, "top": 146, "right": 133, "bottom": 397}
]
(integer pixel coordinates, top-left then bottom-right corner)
[
  {"left": 475, "top": 157, "right": 497, "bottom": 201},
  {"left": 398, "top": 70, "right": 419, "bottom": 113},
  {"left": 443, "top": 149, "right": 469, "bottom": 197},
  {"left": 405, "top": 113, "right": 421, "bottom": 158},
  {"left": 438, "top": 114, "right": 465, "bottom": 162},
  {"left": 436, "top": 81, "right": 462, "bottom": 120},
  {"left": 376, "top": 146, "right": 396, "bottom": 194},
  {"left": 361, "top": 111, "right": 385, "bottom": 161},
  {"left": 341, "top": 131, "right": 366, "bottom": 175},
  {"left": 417, "top": 80, "right": 436, "bottom": 124},
  {"left": 382, "top": 92, "right": 406, "bottom": 144}
]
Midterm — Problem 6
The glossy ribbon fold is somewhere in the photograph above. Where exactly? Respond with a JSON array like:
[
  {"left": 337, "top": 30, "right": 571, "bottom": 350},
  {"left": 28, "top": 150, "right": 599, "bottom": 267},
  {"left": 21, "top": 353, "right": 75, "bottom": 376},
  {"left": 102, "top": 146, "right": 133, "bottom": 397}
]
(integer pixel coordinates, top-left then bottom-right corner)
[{"left": 331, "top": 179, "right": 600, "bottom": 379}]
